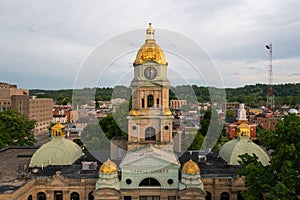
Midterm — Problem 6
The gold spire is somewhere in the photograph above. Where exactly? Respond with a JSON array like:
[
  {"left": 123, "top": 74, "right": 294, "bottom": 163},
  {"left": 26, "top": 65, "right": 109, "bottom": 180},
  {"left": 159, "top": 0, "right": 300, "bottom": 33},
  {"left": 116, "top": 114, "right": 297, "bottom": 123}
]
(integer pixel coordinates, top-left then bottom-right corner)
[
  {"left": 99, "top": 159, "right": 118, "bottom": 174},
  {"left": 237, "top": 122, "right": 250, "bottom": 137},
  {"left": 133, "top": 23, "right": 167, "bottom": 66},
  {"left": 129, "top": 109, "right": 138, "bottom": 116},
  {"left": 51, "top": 122, "right": 65, "bottom": 137},
  {"left": 182, "top": 159, "right": 200, "bottom": 174},
  {"left": 164, "top": 108, "right": 172, "bottom": 116}
]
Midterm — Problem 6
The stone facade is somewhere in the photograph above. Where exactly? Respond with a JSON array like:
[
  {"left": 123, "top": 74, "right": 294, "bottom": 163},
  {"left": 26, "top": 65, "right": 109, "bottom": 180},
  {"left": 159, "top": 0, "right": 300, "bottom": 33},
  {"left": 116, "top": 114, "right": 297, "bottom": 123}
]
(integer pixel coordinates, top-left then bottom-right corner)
[
  {"left": 0, "top": 82, "right": 29, "bottom": 112},
  {"left": 11, "top": 95, "right": 53, "bottom": 134},
  {"left": 0, "top": 25, "right": 248, "bottom": 200}
]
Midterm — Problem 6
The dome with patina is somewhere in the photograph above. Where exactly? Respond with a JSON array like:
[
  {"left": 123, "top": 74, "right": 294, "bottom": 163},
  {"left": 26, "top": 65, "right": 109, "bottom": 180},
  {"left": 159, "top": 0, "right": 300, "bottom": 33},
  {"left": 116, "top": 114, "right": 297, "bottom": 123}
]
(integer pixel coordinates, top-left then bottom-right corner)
[
  {"left": 29, "top": 137, "right": 82, "bottom": 167},
  {"left": 29, "top": 122, "right": 82, "bottom": 168},
  {"left": 219, "top": 136, "right": 270, "bottom": 166}
]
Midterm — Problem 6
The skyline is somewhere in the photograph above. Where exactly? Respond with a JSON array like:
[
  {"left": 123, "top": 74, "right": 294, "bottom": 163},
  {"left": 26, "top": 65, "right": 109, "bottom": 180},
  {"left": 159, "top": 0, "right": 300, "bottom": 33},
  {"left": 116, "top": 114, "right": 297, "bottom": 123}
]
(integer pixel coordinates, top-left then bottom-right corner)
[{"left": 1, "top": 0, "right": 300, "bottom": 89}]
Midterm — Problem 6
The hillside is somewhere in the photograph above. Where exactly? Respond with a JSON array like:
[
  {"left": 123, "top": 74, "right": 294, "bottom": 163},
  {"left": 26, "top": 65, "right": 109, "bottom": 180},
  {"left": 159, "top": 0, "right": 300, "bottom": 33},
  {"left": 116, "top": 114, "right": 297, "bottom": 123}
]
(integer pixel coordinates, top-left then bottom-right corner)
[{"left": 30, "top": 83, "right": 300, "bottom": 108}]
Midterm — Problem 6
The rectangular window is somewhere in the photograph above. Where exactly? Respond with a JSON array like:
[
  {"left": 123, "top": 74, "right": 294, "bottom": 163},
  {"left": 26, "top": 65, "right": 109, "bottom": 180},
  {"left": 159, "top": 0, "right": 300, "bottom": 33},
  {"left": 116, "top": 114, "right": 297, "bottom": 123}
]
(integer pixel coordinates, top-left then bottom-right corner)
[
  {"left": 168, "top": 197, "right": 176, "bottom": 200},
  {"left": 124, "top": 196, "right": 132, "bottom": 200},
  {"left": 142, "top": 99, "right": 145, "bottom": 108},
  {"left": 156, "top": 98, "right": 159, "bottom": 108}
]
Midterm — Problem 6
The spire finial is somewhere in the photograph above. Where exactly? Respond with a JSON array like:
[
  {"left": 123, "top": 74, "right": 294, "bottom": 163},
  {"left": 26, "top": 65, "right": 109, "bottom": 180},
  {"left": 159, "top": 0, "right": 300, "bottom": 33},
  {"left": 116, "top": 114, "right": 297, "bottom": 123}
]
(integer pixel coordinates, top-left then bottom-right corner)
[{"left": 146, "top": 23, "right": 155, "bottom": 41}]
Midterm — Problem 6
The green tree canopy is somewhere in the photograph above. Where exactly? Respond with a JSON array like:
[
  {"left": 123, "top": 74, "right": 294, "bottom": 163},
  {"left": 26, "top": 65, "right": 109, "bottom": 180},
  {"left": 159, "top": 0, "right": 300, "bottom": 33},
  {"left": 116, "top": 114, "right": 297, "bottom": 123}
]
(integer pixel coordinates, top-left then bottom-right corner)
[
  {"left": 239, "top": 114, "right": 300, "bottom": 199},
  {"left": 187, "top": 129, "right": 204, "bottom": 150},
  {"left": 0, "top": 110, "right": 36, "bottom": 148},
  {"left": 81, "top": 123, "right": 110, "bottom": 150},
  {"left": 200, "top": 110, "right": 225, "bottom": 150},
  {"left": 99, "top": 114, "right": 127, "bottom": 139},
  {"left": 225, "top": 109, "right": 236, "bottom": 118}
]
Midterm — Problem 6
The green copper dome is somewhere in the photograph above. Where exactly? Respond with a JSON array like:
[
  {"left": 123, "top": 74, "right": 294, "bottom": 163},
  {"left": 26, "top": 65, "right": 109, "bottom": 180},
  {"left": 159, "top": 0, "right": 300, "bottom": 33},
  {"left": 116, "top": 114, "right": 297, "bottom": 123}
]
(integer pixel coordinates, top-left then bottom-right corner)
[
  {"left": 219, "top": 136, "right": 270, "bottom": 166},
  {"left": 29, "top": 136, "right": 82, "bottom": 167}
]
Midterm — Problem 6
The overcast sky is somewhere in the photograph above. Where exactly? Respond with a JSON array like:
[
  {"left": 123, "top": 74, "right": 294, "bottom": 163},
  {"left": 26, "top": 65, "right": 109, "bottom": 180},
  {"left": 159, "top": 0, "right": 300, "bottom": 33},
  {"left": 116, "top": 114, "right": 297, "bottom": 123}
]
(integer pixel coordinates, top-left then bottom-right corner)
[{"left": 1, "top": 0, "right": 300, "bottom": 89}]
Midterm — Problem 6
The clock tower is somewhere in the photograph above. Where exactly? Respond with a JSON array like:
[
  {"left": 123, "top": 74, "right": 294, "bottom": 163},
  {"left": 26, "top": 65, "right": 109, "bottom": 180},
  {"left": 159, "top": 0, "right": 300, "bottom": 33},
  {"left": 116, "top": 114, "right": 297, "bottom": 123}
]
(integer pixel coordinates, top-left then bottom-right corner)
[{"left": 127, "top": 23, "right": 173, "bottom": 151}]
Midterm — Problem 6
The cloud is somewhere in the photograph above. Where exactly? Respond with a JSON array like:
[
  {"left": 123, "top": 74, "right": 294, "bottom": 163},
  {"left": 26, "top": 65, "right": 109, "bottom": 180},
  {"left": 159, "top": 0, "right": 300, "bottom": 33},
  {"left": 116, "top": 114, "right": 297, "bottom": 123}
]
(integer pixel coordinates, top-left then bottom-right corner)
[
  {"left": 288, "top": 73, "right": 300, "bottom": 77},
  {"left": 214, "top": 57, "right": 300, "bottom": 87},
  {"left": 0, "top": 0, "right": 299, "bottom": 89}
]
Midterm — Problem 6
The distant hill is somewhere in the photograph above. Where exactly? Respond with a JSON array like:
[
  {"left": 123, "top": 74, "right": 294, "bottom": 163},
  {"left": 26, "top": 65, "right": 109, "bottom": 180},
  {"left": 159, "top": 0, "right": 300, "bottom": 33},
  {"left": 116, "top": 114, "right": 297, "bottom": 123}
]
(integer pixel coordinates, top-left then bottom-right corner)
[{"left": 30, "top": 83, "right": 300, "bottom": 108}]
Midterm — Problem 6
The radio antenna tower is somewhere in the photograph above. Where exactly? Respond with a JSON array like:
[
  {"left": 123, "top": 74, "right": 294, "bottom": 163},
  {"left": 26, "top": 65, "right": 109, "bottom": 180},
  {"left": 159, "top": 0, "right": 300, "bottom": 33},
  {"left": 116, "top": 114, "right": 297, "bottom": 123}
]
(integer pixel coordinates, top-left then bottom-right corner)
[{"left": 265, "top": 43, "right": 275, "bottom": 111}]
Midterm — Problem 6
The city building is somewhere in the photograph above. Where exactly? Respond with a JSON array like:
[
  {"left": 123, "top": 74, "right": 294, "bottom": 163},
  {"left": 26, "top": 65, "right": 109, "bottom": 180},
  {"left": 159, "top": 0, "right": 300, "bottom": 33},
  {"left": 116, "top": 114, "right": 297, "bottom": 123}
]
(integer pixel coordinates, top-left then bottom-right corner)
[
  {"left": 0, "top": 82, "right": 53, "bottom": 135},
  {"left": 225, "top": 104, "right": 257, "bottom": 138},
  {"left": 220, "top": 123, "right": 270, "bottom": 166},
  {"left": 0, "top": 24, "right": 273, "bottom": 200},
  {"left": 53, "top": 105, "right": 72, "bottom": 124},
  {"left": 256, "top": 117, "right": 278, "bottom": 131},
  {"left": 0, "top": 82, "right": 29, "bottom": 111},
  {"left": 170, "top": 100, "right": 187, "bottom": 110},
  {"left": 11, "top": 95, "right": 53, "bottom": 135}
]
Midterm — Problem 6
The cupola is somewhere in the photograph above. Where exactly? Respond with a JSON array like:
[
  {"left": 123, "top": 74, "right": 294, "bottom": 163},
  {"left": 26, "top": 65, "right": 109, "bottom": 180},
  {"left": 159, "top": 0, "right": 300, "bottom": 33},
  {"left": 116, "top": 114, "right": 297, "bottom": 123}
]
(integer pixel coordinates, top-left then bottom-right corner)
[
  {"left": 133, "top": 23, "right": 167, "bottom": 66},
  {"left": 99, "top": 159, "right": 118, "bottom": 174},
  {"left": 182, "top": 159, "right": 200, "bottom": 175}
]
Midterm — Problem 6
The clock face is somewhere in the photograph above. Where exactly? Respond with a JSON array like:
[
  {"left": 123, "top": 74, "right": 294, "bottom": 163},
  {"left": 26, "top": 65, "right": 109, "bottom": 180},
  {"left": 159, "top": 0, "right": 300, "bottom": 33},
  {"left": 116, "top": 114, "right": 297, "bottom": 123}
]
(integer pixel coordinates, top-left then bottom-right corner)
[{"left": 144, "top": 66, "right": 157, "bottom": 80}]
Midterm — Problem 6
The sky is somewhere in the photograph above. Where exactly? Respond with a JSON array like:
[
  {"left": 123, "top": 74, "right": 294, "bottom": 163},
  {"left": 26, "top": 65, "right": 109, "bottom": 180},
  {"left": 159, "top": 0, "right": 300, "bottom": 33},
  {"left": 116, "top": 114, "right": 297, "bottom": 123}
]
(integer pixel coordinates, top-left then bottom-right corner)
[{"left": 1, "top": 0, "right": 300, "bottom": 89}]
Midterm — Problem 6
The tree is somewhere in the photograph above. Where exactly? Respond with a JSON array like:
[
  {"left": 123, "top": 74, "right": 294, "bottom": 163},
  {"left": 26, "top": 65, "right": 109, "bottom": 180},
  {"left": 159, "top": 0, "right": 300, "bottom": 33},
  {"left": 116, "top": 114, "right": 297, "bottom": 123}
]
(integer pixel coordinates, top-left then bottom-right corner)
[
  {"left": 95, "top": 99, "right": 100, "bottom": 109},
  {"left": 188, "top": 129, "right": 204, "bottom": 150},
  {"left": 225, "top": 109, "right": 235, "bottom": 118},
  {"left": 0, "top": 110, "right": 36, "bottom": 148},
  {"left": 113, "top": 102, "right": 130, "bottom": 134},
  {"left": 239, "top": 114, "right": 300, "bottom": 199},
  {"left": 99, "top": 114, "right": 127, "bottom": 139},
  {"left": 81, "top": 123, "right": 110, "bottom": 150},
  {"left": 199, "top": 110, "right": 212, "bottom": 136},
  {"left": 200, "top": 110, "right": 225, "bottom": 150}
]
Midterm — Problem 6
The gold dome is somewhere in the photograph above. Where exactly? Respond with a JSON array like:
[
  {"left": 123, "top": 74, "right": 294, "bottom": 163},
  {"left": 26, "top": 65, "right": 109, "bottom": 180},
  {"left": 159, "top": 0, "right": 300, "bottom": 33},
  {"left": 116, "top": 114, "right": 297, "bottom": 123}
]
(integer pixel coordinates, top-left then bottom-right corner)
[
  {"left": 99, "top": 159, "right": 118, "bottom": 174},
  {"left": 237, "top": 122, "right": 250, "bottom": 137},
  {"left": 133, "top": 23, "right": 167, "bottom": 66},
  {"left": 51, "top": 122, "right": 65, "bottom": 137},
  {"left": 129, "top": 109, "right": 138, "bottom": 116},
  {"left": 182, "top": 159, "right": 200, "bottom": 174},
  {"left": 164, "top": 108, "right": 172, "bottom": 116}
]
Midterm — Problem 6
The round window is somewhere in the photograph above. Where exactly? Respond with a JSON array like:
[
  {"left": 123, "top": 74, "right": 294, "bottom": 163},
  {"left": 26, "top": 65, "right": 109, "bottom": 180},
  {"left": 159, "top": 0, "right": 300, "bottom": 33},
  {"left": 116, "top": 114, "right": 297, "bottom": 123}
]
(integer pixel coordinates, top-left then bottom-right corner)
[
  {"left": 167, "top": 179, "right": 173, "bottom": 185},
  {"left": 164, "top": 126, "right": 169, "bottom": 130},
  {"left": 126, "top": 179, "right": 132, "bottom": 184},
  {"left": 132, "top": 126, "right": 137, "bottom": 130}
]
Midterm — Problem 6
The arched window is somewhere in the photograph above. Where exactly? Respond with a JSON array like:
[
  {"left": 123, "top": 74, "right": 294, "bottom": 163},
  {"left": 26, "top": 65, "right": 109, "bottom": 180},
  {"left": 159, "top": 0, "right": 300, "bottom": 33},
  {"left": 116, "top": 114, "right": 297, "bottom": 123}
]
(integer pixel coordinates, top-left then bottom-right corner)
[
  {"left": 147, "top": 95, "right": 154, "bottom": 108},
  {"left": 37, "top": 192, "right": 46, "bottom": 200},
  {"left": 139, "top": 178, "right": 161, "bottom": 187},
  {"left": 88, "top": 192, "right": 94, "bottom": 200},
  {"left": 220, "top": 192, "right": 230, "bottom": 200},
  {"left": 54, "top": 191, "right": 63, "bottom": 200},
  {"left": 70, "top": 192, "right": 80, "bottom": 200},
  {"left": 205, "top": 191, "right": 212, "bottom": 200},
  {"left": 145, "top": 127, "right": 156, "bottom": 141},
  {"left": 27, "top": 195, "right": 33, "bottom": 200}
]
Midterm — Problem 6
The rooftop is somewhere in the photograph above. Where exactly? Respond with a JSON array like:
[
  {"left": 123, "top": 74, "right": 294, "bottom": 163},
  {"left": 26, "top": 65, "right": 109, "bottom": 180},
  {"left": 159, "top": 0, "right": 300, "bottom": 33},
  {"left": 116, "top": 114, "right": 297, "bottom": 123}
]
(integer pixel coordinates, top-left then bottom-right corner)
[
  {"left": 0, "top": 146, "right": 38, "bottom": 189},
  {"left": 178, "top": 151, "right": 242, "bottom": 178}
]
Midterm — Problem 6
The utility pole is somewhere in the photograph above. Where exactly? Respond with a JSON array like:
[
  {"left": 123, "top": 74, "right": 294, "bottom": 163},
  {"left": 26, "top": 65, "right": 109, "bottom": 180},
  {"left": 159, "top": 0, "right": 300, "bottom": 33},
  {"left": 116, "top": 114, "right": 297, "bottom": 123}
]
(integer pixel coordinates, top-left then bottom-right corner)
[{"left": 265, "top": 43, "right": 275, "bottom": 111}]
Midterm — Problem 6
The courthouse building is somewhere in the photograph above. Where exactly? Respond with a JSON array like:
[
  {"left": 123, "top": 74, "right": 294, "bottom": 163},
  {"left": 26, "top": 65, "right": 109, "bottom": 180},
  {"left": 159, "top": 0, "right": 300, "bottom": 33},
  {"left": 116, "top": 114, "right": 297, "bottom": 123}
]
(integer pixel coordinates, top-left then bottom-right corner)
[{"left": 0, "top": 24, "right": 273, "bottom": 200}]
